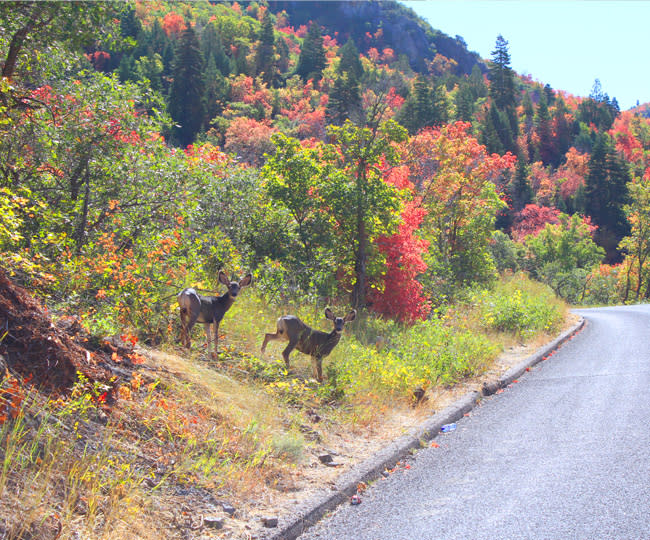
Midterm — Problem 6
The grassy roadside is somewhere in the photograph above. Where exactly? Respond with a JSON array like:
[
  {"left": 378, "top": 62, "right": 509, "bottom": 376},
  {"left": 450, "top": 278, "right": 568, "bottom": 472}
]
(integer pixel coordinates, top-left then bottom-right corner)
[{"left": 0, "top": 272, "right": 566, "bottom": 539}]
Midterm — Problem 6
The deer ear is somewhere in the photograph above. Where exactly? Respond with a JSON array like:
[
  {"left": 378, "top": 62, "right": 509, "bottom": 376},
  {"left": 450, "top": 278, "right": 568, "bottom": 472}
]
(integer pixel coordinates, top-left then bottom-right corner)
[
  {"left": 324, "top": 308, "right": 335, "bottom": 320},
  {"left": 344, "top": 309, "right": 357, "bottom": 322},
  {"left": 239, "top": 273, "right": 252, "bottom": 288},
  {"left": 218, "top": 271, "right": 230, "bottom": 286}
]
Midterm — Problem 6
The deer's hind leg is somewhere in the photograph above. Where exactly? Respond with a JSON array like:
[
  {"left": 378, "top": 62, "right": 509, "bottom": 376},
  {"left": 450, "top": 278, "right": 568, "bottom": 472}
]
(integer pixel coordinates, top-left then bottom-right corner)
[{"left": 261, "top": 318, "right": 287, "bottom": 354}]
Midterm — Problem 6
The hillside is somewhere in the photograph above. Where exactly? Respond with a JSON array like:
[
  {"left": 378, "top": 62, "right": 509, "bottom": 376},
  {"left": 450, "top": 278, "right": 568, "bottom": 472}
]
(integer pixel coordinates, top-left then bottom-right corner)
[{"left": 267, "top": 0, "right": 486, "bottom": 75}]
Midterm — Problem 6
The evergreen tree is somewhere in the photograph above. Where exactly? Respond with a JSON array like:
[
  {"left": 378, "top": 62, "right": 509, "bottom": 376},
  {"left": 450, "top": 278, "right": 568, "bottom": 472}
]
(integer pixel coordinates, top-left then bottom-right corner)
[
  {"left": 295, "top": 22, "right": 326, "bottom": 82},
  {"left": 203, "top": 54, "right": 227, "bottom": 129},
  {"left": 254, "top": 9, "right": 276, "bottom": 86},
  {"left": 326, "top": 72, "right": 361, "bottom": 125},
  {"left": 201, "top": 22, "right": 230, "bottom": 76},
  {"left": 338, "top": 38, "right": 364, "bottom": 80},
  {"left": 585, "top": 133, "right": 631, "bottom": 261},
  {"left": 398, "top": 75, "right": 447, "bottom": 134},
  {"left": 486, "top": 35, "right": 518, "bottom": 154},
  {"left": 120, "top": 7, "right": 142, "bottom": 40},
  {"left": 535, "top": 93, "right": 554, "bottom": 165},
  {"left": 468, "top": 64, "right": 488, "bottom": 100},
  {"left": 480, "top": 106, "right": 505, "bottom": 155},
  {"left": 577, "top": 79, "right": 619, "bottom": 131},
  {"left": 454, "top": 80, "right": 475, "bottom": 122},
  {"left": 553, "top": 97, "right": 572, "bottom": 161},
  {"left": 168, "top": 25, "right": 205, "bottom": 147},
  {"left": 488, "top": 35, "right": 516, "bottom": 110},
  {"left": 521, "top": 91, "right": 534, "bottom": 133},
  {"left": 543, "top": 83, "right": 554, "bottom": 105},
  {"left": 118, "top": 54, "right": 136, "bottom": 83},
  {"left": 511, "top": 155, "right": 533, "bottom": 211}
]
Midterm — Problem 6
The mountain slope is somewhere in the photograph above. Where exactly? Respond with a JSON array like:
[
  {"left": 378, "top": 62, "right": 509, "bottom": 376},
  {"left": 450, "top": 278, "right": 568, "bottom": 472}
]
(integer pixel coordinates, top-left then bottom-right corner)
[{"left": 268, "top": 0, "right": 486, "bottom": 75}]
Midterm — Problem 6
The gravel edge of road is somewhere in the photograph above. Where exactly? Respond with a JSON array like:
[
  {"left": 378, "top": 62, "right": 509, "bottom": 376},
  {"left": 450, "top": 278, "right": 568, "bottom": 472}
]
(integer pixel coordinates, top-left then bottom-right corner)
[{"left": 264, "top": 317, "right": 586, "bottom": 540}]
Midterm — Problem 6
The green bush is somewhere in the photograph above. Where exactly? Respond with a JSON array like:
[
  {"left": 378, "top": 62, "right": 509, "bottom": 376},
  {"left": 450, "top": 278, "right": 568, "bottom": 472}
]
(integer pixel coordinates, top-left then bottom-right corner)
[{"left": 472, "top": 275, "right": 564, "bottom": 336}]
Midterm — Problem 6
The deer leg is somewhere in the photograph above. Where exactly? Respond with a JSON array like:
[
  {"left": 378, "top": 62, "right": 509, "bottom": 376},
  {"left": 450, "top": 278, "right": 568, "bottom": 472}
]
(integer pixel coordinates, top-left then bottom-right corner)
[
  {"left": 204, "top": 324, "right": 212, "bottom": 356},
  {"left": 261, "top": 331, "right": 281, "bottom": 354},
  {"left": 282, "top": 339, "right": 298, "bottom": 371},
  {"left": 212, "top": 321, "right": 220, "bottom": 360},
  {"left": 312, "top": 356, "right": 324, "bottom": 383},
  {"left": 180, "top": 308, "right": 199, "bottom": 349},
  {"left": 179, "top": 308, "right": 189, "bottom": 347}
]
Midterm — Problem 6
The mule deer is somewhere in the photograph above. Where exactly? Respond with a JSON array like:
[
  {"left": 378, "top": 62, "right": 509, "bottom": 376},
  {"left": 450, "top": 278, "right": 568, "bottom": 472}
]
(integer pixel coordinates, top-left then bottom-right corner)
[
  {"left": 261, "top": 308, "right": 356, "bottom": 382},
  {"left": 178, "top": 271, "right": 252, "bottom": 358}
]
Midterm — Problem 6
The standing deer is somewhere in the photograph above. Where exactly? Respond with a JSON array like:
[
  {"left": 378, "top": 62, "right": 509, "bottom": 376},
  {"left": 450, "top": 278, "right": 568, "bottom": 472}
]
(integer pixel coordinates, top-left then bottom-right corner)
[
  {"left": 178, "top": 271, "right": 252, "bottom": 358},
  {"left": 261, "top": 308, "right": 357, "bottom": 382}
]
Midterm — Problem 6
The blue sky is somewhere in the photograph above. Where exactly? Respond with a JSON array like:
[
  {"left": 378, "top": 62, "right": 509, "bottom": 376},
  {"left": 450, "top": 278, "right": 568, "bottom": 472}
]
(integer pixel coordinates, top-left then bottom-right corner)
[{"left": 402, "top": 0, "right": 650, "bottom": 110}]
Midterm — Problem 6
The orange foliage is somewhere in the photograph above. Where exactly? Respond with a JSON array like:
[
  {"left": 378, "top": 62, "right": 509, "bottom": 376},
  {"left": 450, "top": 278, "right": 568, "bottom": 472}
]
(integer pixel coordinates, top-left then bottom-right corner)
[
  {"left": 161, "top": 11, "right": 185, "bottom": 36},
  {"left": 224, "top": 117, "right": 277, "bottom": 166}
]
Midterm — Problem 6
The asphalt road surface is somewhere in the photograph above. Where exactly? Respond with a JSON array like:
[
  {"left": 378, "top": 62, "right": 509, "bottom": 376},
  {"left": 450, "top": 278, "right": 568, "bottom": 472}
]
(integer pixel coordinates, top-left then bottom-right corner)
[{"left": 300, "top": 306, "right": 650, "bottom": 540}]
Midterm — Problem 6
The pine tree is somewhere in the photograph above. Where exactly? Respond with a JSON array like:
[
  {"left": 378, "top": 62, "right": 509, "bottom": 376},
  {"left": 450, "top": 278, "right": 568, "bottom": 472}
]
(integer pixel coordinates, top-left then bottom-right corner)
[
  {"left": 487, "top": 35, "right": 518, "bottom": 154},
  {"left": 295, "top": 22, "right": 326, "bottom": 82},
  {"left": 511, "top": 155, "right": 533, "bottom": 211},
  {"left": 168, "top": 25, "right": 205, "bottom": 147},
  {"left": 338, "top": 38, "right": 363, "bottom": 80},
  {"left": 488, "top": 35, "right": 516, "bottom": 110},
  {"left": 552, "top": 97, "right": 572, "bottom": 161},
  {"left": 326, "top": 72, "right": 361, "bottom": 125},
  {"left": 468, "top": 64, "right": 488, "bottom": 100},
  {"left": 203, "top": 53, "right": 227, "bottom": 129},
  {"left": 201, "top": 22, "right": 230, "bottom": 76},
  {"left": 585, "top": 133, "right": 631, "bottom": 261},
  {"left": 398, "top": 75, "right": 448, "bottom": 134},
  {"left": 254, "top": 10, "right": 275, "bottom": 86},
  {"left": 535, "top": 93, "right": 554, "bottom": 165},
  {"left": 454, "top": 81, "right": 475, "bottom": 122}
]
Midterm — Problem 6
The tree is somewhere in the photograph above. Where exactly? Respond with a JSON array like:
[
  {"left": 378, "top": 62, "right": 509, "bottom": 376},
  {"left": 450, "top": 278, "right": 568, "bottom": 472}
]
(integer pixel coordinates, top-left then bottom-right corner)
[
  {"left": 511, "top": 155, "right": 533, "bottom": 212},
  {"left": 408, "top": 122, "right": 516, "bottom": 292},
  {"left": 201, "top": 21, "right": 230, "bottom": 76},
  {"left": 262, "top": 133, "right": 331, "bottom": 277},
  {"left": 585, "top": 133, "right": 631, "bottom": 261},
  {"left": 254, "top": 9, "right": 276, "bottom": 86},
  {"left": 168, "top": 25, "right": 205, "bottom": 147},
  {"left": 322, "top": 120, "right": 408, "bottom": 309},
  {"left": 577, "top": 79, "right": 619, "bottom": 132},
  {"left": 0, "top": 2, "right": 118, "bottom": 81},
  {"left": 326, "top": 72, "right": 361, "bottom": 126},
  {"left": 619, "top": 174, "right": 650, "bottom": 301},
  {"left": 534, "top": 93, "right": 555, "bottom": 165},
  {"left": 488, "top": 35, "right": 516, "bottom": 111},
  {"left": 337, "top": 38, "right": 364, "bottom": 80},
  {"left": 523, "top": 213, "right": 605, "bottom": 302},
  {"left": 295, "top": 22, "right": 326, "bottom": 82},
  {"left": 398, "top": 75, "right": 448, "bottom": 134}
]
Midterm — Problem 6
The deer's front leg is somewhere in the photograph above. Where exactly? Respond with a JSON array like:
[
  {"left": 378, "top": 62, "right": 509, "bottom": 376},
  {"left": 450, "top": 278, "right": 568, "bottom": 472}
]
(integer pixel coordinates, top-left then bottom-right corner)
[
  {"left": 312, "top": 357, "right": 324, "bottom": 383},
  {"left": 212, "top": 321, "right": 220, "bottom": 360}
]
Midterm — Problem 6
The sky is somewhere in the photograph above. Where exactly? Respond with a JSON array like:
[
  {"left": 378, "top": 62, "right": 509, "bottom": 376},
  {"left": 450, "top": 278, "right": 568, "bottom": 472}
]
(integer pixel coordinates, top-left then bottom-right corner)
[{"left": 402, "top": 0, "right": 650, "bottom": 110}]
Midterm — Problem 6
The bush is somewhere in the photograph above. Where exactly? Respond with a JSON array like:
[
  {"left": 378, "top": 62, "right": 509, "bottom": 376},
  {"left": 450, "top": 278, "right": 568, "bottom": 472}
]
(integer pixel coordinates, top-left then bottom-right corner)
[{"left": 473, "top": 275, "right": 564, "bottom": 336}]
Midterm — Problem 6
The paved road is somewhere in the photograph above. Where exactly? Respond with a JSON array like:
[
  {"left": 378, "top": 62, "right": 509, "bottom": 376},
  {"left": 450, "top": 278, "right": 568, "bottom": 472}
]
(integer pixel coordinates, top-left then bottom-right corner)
[{"left": 300, "top": 306, "right": 650, "bottom": 540}]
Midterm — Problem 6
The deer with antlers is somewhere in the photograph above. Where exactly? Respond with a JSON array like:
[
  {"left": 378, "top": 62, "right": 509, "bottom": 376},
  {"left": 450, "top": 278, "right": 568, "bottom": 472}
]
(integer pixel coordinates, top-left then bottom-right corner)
[
  {"left": 261, "top": 308, "right": 356, "bottom": 382},
  {"left": 178, "top": 271, "right": 252, "bottom": 358}
]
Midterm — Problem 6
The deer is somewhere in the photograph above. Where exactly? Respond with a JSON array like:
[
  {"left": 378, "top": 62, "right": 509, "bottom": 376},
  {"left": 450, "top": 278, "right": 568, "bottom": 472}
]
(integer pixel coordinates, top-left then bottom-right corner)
[
  {"left": 260, "top": 308, "right": 357, "bottom": 382},
  {"left": 178, "top": 271, "right": 252, "bottom": 359}
]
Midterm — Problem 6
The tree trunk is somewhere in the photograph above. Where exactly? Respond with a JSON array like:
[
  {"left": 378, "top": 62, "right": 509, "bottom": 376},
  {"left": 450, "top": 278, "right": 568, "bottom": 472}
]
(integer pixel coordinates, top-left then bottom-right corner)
[{"left": 352, "top": 217, "right": 367, "bottom": 310}]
